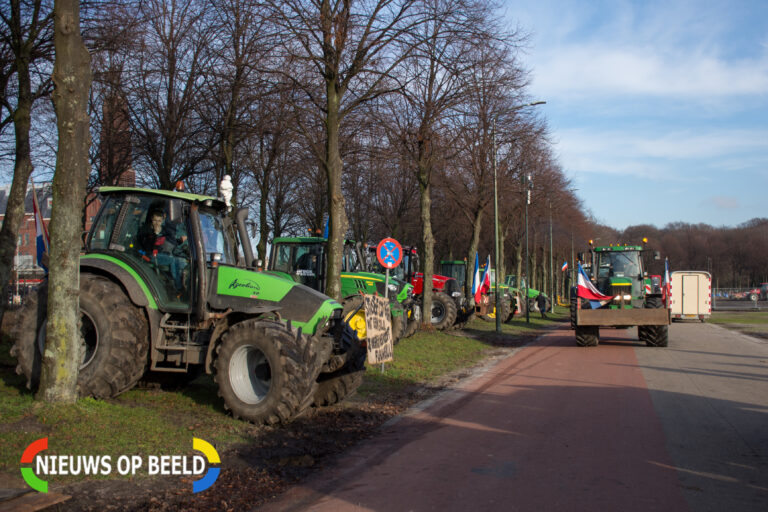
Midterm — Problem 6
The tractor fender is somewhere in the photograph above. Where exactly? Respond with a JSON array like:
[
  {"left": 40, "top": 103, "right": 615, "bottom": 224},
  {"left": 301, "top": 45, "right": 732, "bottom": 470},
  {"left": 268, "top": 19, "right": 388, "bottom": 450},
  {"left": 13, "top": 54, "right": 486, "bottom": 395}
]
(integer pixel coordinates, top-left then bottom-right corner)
[{"left": 80, "top": 257, "right": 152, "bottom": 308}]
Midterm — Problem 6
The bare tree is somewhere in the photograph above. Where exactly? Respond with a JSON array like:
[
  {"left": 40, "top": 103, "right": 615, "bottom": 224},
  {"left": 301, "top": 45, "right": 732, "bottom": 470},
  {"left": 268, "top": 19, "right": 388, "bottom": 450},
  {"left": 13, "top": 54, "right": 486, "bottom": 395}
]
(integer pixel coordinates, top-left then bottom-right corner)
[
  {"left": 123, "top": 0, "right": 215, "bottom": 190},
  {"left": 38, "top": 0, "right": 92, "bottom": 402},
  {"left": 266, "top": 0, "right": 426, "bottom": 300},
  {"left": 0, "top": 0, "right": 54, "bottom": 327}
]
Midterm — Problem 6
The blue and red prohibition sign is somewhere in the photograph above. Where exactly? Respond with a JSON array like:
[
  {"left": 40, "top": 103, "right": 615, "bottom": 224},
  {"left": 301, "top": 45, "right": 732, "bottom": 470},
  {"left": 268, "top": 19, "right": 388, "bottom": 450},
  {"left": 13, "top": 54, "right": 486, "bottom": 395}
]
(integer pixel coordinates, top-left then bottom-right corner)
[{"left": 376, "top": 238, "right": 403, "bottom": 269}]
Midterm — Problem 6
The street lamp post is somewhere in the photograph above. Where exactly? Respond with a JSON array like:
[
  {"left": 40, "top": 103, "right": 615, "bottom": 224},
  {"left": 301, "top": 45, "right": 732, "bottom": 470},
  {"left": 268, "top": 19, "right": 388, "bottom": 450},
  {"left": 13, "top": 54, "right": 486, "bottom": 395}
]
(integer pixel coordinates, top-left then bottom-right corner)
[
  {"left": 493, "top": 122, "right": 501, "bottom": 332},
  {"left": 525, "top": 173, "right": 532, "bottom": 323},
  {"left": 493, "top": 101, "right": 545, "bottom": 329}
]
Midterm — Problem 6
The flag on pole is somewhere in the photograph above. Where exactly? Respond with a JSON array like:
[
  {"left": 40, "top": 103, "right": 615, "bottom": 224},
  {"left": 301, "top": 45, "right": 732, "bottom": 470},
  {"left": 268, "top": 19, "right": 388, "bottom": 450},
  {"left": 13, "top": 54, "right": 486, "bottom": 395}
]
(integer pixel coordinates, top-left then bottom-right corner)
[
  {"left": 471, "top": 252, "right": 481, "bottom": 298},
  {"left": 31, "top": 180, "right": 50, "bottom": 273},
  {"left": 576, "top": 262, "right": 613, "bottom": 308},
  {"left": 475, "top": 254, "right": 491, "bottom": 304},
  {"left": 561, "top": 261, "right": 568, "bottom": 272},
  {"left": 662, "top": 258, "right": 671, "bottom": 307}
]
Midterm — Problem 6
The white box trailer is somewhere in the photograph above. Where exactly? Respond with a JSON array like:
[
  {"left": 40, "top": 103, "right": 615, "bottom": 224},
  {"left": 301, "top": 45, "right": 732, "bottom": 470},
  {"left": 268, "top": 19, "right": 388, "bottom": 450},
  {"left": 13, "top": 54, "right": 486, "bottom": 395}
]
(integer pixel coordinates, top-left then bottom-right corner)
[{"left": 670, "top": 271, "right": 711, "bottom": 322}]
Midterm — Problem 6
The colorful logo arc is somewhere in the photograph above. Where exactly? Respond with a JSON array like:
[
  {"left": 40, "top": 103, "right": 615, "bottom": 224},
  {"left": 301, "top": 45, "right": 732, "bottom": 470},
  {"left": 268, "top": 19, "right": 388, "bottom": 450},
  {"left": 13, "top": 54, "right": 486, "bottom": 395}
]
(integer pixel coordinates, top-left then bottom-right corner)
[
  {"left": 20, "top": 437, "right": 48, "bottom": 493},
  {"left": 192, "top": 437, "right": 221, "bottom": 493}
]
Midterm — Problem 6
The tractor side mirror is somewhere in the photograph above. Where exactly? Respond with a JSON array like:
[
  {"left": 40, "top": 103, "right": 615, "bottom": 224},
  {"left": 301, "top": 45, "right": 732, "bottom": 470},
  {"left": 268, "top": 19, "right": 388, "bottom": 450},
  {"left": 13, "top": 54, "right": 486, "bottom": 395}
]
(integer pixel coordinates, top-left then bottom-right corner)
[
  {"left": 577, "top": 252, "right": 584, "bottom": 262},
  {"left": 653, "top": 251, "right": 661, "bottom": 260},
  {"left": 254, "top": 258, "right": 263, "bottom": 270}
]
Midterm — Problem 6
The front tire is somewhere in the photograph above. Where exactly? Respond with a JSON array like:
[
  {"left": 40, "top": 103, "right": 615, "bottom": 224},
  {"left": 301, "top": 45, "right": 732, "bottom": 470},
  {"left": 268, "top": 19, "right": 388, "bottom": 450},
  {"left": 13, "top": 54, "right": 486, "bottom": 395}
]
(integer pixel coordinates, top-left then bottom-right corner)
[
  {"left": 214, "top": 319, "right": 324, "bottom": 424},
  {"left": 643, "top": 296, "right": 669, "bottom": 347},
  {"left": 575, "top": 325, "right": 599, "bottom": 346},
  {"left": 10, "top": 275, "right": 149, "bottom": 398}
]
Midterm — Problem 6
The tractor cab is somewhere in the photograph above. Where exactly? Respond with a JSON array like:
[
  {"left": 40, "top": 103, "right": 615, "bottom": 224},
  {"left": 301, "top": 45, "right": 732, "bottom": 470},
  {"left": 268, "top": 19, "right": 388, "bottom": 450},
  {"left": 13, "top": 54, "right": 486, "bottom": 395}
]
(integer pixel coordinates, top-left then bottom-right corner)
[
  {"left": 440, "top": 260, "right": 467, "bottom": 289},
  {"left": 589, "top": 245, "right": 646, "bottom": 308},
  {"left": 86, "top": 189, "right": 242, "bottom": 312}
]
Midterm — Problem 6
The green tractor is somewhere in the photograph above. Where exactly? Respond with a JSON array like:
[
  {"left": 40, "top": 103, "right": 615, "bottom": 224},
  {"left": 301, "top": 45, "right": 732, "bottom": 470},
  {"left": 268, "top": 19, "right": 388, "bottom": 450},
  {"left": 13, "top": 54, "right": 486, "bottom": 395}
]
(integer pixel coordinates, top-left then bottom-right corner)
[
  {"left": 9, "top": 187, "right": 363, "bottom": 425},
  {"left": 441, "top": 260, "right": 513, "bottom": 323},
  {"left": 266, "top": 237, "right": 413, "bottom": 344},
  {"left": 503, "top": 275, "right": 551, "bottom": 316},
  {"left": 571, "top": 240, "right": 670, "bottom": 347}
]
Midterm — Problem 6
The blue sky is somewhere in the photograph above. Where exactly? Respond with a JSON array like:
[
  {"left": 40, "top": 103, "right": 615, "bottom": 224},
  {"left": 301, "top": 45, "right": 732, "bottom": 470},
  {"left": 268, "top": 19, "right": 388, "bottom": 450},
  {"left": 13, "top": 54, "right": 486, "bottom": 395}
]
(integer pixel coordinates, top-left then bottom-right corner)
[{"left": 505, "top": 0, "right": 768, "bottom": 230}]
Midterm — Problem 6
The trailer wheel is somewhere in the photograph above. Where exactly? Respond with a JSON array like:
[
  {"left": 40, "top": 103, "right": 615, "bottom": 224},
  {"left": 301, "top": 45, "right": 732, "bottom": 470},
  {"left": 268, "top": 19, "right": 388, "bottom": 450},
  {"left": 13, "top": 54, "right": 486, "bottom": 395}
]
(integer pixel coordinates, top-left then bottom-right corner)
[{"left": 575, "top": 325, "right": 599, "bottom": 346}]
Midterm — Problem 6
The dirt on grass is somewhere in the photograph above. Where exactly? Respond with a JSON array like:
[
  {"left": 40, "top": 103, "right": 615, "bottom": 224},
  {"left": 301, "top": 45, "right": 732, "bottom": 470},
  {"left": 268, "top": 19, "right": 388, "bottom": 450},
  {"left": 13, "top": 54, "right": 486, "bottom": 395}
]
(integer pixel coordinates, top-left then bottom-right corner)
[{"left": 2, "top": 320, "right": 564, "bottom": 512}]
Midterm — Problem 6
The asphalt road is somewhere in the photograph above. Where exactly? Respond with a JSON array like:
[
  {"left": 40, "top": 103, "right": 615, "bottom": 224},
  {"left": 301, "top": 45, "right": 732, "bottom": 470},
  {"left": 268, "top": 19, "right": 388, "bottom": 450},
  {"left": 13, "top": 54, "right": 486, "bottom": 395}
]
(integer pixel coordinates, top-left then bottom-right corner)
[{"left": 261, "top": 323, "right": 768, "bottom": 512}]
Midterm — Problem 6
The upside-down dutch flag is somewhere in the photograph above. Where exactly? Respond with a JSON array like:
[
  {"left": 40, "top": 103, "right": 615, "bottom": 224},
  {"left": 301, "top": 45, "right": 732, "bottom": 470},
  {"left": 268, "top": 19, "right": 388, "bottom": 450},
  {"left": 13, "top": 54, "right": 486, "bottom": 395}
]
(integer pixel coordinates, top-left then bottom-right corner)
[
  {"left": 577, "top": 262, "right": 613, "bottom": 308},
  {"left": 471, "top": 252, "right": 481, "bottom": 299},
  {"left": 561, "top": 261, "right": 568, "bottom": 272},
  {"left": 31, "top": 183, "right": 50, "bottom": 273},
  {"left": 474, "top": 254, "right": 491, "bottom": 304}
]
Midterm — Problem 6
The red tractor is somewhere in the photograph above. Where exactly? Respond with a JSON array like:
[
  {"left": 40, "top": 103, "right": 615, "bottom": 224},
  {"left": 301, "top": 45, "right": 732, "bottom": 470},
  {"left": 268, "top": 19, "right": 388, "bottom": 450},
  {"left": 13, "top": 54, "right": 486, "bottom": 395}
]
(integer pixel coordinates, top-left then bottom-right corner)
[{"left": 367, "top": 246, "right": 471, "bottom": 331}]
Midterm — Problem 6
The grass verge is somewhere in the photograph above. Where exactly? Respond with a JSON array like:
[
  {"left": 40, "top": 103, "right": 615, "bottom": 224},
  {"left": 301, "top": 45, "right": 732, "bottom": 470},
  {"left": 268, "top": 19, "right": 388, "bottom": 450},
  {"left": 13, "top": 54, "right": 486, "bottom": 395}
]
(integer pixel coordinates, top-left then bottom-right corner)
[
  {"left": 0, "top": 310, "right": 565, "bottom": 490},
  {"left": 707, "top": 310, "right": 768, "bottom": 340}
]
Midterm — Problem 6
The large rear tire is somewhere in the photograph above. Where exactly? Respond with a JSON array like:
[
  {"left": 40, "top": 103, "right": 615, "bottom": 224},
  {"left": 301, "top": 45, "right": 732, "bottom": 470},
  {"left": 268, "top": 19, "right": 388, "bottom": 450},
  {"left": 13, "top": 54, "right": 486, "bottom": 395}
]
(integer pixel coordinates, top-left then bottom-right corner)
[
  {"left": 214, "top": 319, "right": 325, "bottom": 425},
  {"left": 10, "top": 275, "right": 149, "bottom": 398},
  {"left": 430, "top": 292, "right": 457, "bottom": 330},
  {"left": 575, "top": 325, "right": 599, "bottom": 347}
]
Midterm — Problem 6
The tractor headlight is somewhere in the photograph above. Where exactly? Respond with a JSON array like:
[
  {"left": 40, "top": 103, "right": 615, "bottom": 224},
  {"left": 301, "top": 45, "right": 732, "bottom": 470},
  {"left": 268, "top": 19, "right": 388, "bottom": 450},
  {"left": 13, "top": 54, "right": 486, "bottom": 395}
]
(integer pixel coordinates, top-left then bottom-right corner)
[{"left": 388, "top": 283, "right": 398, "bottom": 292}]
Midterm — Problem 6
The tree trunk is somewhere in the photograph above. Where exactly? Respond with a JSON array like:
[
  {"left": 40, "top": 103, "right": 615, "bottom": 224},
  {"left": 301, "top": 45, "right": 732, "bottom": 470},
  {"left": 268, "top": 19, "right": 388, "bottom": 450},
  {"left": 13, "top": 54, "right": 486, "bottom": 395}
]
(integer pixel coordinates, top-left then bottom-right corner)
[
  {"left": 37, "top": 0, "right": 92, "bottom": 403},
  {"left": 324, "top": 80, "right": 346, "bottom": 301},
  {"left": 419, "top": 166, "right": 434, "bottom": 328}
]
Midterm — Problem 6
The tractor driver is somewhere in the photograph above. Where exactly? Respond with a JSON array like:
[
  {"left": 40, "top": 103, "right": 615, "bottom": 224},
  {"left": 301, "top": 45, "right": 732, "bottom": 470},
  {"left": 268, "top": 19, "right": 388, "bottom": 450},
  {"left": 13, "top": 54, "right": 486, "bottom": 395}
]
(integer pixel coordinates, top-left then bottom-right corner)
[{"left": 138, "top": 207, "right": 189, "bottom": 291}]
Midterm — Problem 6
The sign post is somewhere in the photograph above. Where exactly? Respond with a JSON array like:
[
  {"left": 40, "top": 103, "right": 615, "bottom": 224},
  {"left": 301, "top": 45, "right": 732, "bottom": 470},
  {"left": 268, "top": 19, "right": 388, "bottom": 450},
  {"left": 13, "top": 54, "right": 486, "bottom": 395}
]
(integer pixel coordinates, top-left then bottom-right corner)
[{"left": 375, "top": 238, "right": 403, "bottom": 372}]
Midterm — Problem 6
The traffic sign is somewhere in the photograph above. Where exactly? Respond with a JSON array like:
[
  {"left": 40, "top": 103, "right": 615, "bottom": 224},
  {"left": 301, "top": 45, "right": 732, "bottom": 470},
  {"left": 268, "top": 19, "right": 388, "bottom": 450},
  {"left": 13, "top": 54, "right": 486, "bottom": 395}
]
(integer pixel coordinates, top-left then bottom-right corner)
[{"left": 376, "top": 238, "right": 403, "bottom": 269}]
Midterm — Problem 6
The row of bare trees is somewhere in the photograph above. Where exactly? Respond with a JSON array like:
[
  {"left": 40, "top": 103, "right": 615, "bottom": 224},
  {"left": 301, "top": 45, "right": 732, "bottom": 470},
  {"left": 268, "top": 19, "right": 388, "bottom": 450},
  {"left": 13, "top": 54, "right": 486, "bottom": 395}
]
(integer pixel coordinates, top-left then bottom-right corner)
[{"left": 1, "top": 0, "right": 594, "bottom": 317}]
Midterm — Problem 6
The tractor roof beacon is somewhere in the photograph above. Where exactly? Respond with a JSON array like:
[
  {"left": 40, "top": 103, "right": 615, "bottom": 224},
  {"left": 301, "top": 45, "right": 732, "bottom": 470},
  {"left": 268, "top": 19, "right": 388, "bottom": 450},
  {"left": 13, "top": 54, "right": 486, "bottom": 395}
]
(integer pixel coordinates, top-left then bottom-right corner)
[
  {"left": 570, "top": 239, "right": 670, "bottom": 347},
  {"left": 9, "top": 187, "right": 362, "bottom": 425}
]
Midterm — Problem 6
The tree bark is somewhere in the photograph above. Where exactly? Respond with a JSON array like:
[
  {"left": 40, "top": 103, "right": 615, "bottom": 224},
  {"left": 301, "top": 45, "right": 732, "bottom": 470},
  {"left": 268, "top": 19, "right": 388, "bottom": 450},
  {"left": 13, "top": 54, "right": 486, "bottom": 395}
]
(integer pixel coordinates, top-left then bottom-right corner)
[
  {"left": 419, "top": 166, "right": 434, "bottom": 328},
  {"left": 37, "top": 0, "right": 92, "bottom": 403},
  {"left": 324, "top": 78, "right": 346, "bottom": 301}
]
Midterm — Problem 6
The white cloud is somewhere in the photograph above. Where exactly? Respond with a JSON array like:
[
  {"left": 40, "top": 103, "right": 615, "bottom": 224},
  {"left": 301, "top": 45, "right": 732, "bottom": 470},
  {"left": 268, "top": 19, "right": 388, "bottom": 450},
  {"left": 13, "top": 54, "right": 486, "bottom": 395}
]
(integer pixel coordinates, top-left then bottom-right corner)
[
  {"left": 533, "top": 46, "right": 768, "bottom": 99},
  {"left": 555, "top": 128, "right": 768, "bottom": 179}
]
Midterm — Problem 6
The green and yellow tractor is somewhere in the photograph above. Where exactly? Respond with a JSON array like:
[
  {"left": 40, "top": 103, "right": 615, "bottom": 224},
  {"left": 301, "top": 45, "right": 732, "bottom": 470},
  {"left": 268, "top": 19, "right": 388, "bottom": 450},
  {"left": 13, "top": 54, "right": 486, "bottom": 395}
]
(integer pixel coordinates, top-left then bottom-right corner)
[{"left": 9, "top": 187, "right": 362, "bottom": 425}]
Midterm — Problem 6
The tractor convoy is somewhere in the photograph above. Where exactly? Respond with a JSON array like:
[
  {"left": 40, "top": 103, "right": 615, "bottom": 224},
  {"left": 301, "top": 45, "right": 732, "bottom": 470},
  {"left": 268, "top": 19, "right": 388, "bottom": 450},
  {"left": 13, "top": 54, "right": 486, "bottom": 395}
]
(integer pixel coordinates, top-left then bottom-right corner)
[{"left": 6, "top": 183, "right": 672, "bottom": 426}]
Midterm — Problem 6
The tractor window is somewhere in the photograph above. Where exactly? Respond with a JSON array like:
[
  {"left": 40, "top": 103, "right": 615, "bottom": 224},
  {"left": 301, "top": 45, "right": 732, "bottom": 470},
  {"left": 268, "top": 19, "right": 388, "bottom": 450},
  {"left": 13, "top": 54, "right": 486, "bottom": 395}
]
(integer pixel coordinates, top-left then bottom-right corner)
[
  {"left": 200, "top": 210, "right": 234, "bottom": 265},
  {"left": 597, "top": 251, "right": 641, "bottom": 278},
  {"left": 91, "top": 194, "right": 192, "bottom": 309},
  {"left": 89, "top": 196, "right": 124, "bottom": 250},
  {"left": 294, "top": 245, "right": 316, "bottom": 274},
  {"left": 273, "top": 244, "right": 293, "bottom": 272}
]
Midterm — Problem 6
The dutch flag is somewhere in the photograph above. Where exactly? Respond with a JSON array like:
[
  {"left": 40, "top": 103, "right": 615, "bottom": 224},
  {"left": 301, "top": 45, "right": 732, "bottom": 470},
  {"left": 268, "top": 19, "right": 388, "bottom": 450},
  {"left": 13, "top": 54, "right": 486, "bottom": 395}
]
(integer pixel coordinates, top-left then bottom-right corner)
[
  {"left": 576, "top": 262, "right": 613, "bottom": 308},
  {"left": 471, "top": 252, "right": 481, "bottom": 299},
  {"left": 31, "top": 181, "right": 50, "bottom": 273}
]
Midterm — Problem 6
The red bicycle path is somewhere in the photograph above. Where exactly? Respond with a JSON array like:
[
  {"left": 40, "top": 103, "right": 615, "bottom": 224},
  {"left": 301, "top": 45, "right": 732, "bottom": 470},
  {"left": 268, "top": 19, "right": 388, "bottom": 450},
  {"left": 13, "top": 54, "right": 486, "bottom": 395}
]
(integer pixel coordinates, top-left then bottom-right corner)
[{"left": 260, "top": 326, "right": 689, "bottom": 511}]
